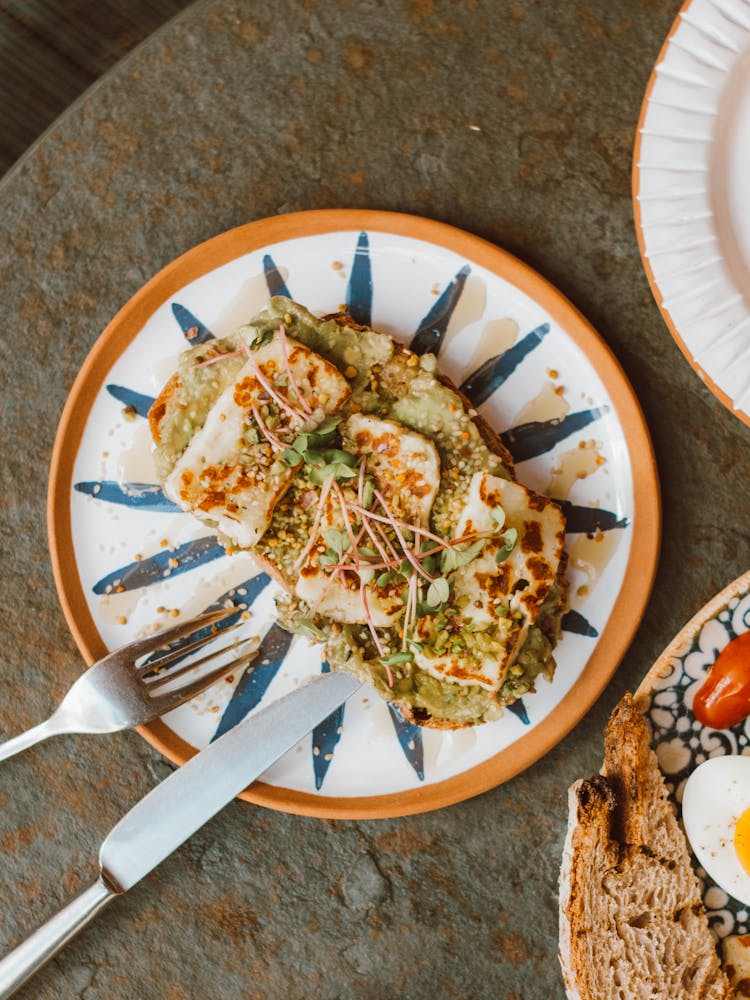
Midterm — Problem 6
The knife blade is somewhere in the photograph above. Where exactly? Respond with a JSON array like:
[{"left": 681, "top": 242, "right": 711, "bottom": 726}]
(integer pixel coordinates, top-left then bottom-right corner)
[{"left": 0, "top": 669, "right": 361, "bottom": 999}]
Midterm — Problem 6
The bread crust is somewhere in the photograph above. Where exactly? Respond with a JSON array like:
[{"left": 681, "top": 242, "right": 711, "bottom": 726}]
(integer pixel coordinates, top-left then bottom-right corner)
[
  {"left": 150, "top": 313, "right": 566, "bottom": 731},
  {"left": 559, "top": 694, "right": 732, "bottom": 1000},
  {"left": 149, "top": 371, "right": 181, "bottom": 444}
]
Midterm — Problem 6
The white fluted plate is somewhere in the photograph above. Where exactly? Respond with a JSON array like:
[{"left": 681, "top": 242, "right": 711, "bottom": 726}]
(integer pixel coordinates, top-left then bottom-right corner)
[{"left": 634, "top": 0, "right": 750, "bottom": 426}]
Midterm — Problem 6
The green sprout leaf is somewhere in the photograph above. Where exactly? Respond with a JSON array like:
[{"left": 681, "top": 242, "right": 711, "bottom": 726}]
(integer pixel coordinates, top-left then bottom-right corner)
[
  {"left": 426, "top": 577, "right": 450, "bottom": 608},
  {"left": 320, "top": 448, "right": 357, "bottom": 467},
  {"left": 381, "top": 651, "right": 414, "bottom": 666},
  {"left": 376, "top": 571, "right": 394, "bottom": 588},
  {"left": 315, "top": 415, "right": 343, "bottom": 436},
  {"left": 296, "top": 618, "right": 325, "bottom": 641},
  {"left": 292, "top": 433, "right": 312, "bottom": 454},
  {"left": 440, "top": 538, "right": 486, "bottom": 574},
  {"left": 280, "top": 449, "right": 302, "bottom": 467},
  {"left": 308, "top": 462, "right": 358, "bottom": 485},
  {"left": 422, "top": 554, "right": 439, "bottom": 577},
  {"left": 495, "top": 527, "right": 518, "bottom": 563},
  {"left": 361, "top": 476, "right": 374, "bottom": 509},
  {"left": 490, "top": 507, "right": 506, "bottom": 530},
  {"left": 398, "top": 558, "right": 412, "bottom": 578},
  {"left": 323, "top": 528, "right": 348, "bottom": 555}
]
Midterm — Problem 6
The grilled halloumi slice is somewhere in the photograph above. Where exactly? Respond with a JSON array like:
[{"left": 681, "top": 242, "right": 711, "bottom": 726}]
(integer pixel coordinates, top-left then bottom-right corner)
[
  {"left": 342, "top": 413, "right": 441, "bottom": 526},
  {"left": 414, "top": 472, "right": 565, "bottom": 692},
  {"left": 163, "top": 333, "right": 350, "bottom": 548},
  {"left": 294, "top": 415, "right": 441, "bottom": 624},
  {"left": 295, "top": 492, "right": 405, "bottom": 626},
  {"left": 454, "top": 472, "right": 565, "bottom": 623}
]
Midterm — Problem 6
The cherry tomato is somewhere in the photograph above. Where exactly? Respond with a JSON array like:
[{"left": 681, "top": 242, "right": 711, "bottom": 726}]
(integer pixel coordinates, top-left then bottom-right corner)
[{"left": 693, "top": 631, "right": 750, "bottom": 729}]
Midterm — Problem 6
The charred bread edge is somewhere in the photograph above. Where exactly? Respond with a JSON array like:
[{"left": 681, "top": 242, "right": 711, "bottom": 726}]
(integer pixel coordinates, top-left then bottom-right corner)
[
  {"left": 559, "top": 695, "right": 733, "bottom": 1000},
  {"left": 558, "top": 776, "right": 612, "bottom": 1000}
]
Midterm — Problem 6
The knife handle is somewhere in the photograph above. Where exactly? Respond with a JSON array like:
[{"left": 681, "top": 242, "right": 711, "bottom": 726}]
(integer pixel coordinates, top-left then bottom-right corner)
[{"left": 0, "top": 878, "right": 115, "bottom": 998}]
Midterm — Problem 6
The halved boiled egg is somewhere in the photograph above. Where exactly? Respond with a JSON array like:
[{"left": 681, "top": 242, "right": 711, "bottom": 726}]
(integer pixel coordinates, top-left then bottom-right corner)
[{"left": 682, "top": 755, "right": 750, "bottom": 905}]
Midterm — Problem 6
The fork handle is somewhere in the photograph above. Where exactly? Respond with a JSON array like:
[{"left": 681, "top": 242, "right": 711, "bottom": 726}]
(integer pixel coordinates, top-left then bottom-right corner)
[
  {"left": 0, "top": 717, "right": 65, "bottom": 764},
  {"left": 0, "top": 878, "right": 116, "bottom": 998}
]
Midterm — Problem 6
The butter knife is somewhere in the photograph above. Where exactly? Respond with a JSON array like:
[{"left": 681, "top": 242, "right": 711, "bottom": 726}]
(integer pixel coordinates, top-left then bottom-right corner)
[{"left": 0, "top": 670, "right": 361, "bottom": 999}]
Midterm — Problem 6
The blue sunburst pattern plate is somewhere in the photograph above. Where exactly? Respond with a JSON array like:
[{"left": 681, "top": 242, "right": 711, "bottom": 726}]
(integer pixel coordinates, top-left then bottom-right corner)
[
  {"left": 49, "top": 211, "right": 658, "bottom": 817},
  {"left": 638, "top": 571, "right": 750, "bottom": 942}
]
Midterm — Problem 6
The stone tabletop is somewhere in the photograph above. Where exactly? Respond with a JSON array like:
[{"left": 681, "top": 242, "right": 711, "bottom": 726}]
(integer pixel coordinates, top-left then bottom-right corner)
[{"left": 0, "top": 1, "right": 747, "bottom": 997}]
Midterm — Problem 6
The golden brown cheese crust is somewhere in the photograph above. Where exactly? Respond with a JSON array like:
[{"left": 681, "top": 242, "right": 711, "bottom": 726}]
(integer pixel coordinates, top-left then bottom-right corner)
[{"left": 149, "top": 371, "right": 180, "bottom": 445}]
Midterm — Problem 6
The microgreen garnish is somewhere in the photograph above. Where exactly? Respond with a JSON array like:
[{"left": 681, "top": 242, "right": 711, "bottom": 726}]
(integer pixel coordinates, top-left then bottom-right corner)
[
  {"left": 426, "top": 577, "right": 450, "bottom": 608},
  {"left": 315, "top": 415, "right": 344, "bottom": 435},
  {"left": 308, "top": 460, "right": 358, "bottom": 485},
  {"left": 361, "top": 476, "right": 374, "bottom": 510},
  {"left": 439, "top": 537, "right": 486, "bottom": 574},
  {"left": 296, "top": 618, "right": 325, "bottom": 641},
  {"left": 495, "top": 527, "right": 518, "bottom": 563},
  {"left": 381, "top": 651, "right": 414, "bottom": 665},
  {"left": 490, "top": 507, "right": 506, "bottom": 530},
  {"left": 323, "top": 528, "right": 348, "bottom": 556},
  {"left": 280, "top": 449, "right": 302, "bottom": 467}
]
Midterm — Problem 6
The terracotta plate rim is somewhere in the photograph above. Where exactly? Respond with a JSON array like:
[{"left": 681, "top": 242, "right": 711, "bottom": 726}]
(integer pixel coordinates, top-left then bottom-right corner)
[{"left": 47, "top": 208, "right": 660, "bottom": 819}]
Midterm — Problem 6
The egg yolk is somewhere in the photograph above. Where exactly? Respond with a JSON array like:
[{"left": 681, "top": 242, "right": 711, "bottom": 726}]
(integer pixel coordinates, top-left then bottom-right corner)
[{"left": 735, "top": 807, "right": 750, "bottom": 875}]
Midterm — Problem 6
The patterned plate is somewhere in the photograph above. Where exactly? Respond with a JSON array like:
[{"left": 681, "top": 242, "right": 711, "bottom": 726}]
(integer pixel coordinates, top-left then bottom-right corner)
[
  {"left": 638, "top": 571, "right": 750, "bottom": 938},
  {"left": 634, "top": 0, "right": 750, "bottom": 426},
  {"left": 48, "top": 210, "right": 659, "bottom": 818}
]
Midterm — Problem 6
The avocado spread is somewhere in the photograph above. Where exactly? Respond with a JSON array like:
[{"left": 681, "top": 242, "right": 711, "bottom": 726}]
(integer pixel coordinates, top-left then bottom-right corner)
[{"left": 151, "top": 296, "right": 568, "bottom": 728}]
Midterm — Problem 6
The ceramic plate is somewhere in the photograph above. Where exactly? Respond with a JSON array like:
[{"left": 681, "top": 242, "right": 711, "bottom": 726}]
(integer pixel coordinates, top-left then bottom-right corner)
[
  {"left": 634, "top": 0, "right": 750, "bottom": 427},
  {"left": 637, "top": 570, "right": 750, "bottom": 938},
  {"left": 48, "top": 209, "right": 659, "bottom": 818}
]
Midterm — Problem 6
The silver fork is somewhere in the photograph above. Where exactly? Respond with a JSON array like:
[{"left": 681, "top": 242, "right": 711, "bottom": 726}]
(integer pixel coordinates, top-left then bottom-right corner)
[{"left": 0, "top": 608, "right": 257, "bottom": 763}]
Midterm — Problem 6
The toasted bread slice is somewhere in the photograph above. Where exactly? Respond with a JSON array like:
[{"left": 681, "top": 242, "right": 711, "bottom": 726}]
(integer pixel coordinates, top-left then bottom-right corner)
[
  {"left": 149, "top": 300, "right": 567, "bottom": 729},
  {"left": 559, "top": 694, "right": 731, "bottom": 1000}
]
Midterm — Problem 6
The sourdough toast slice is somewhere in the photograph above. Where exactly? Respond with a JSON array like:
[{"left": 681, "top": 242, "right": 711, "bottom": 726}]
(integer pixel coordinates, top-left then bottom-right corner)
[
  {"left": 149, "top": 298, "right": 568, "bottom": 729},
  {"left": 559, "top": 694, "right": 731, "bottom": 1000}
]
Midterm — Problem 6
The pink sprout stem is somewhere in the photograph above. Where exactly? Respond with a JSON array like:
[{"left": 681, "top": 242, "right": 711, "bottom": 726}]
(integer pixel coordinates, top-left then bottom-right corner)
[
  {"left": 244, "top": 346, "right": 306, "bottom": 426},
  {"left": 194, "top": 347, "right": 249, "bottom": 369},
  {"left": 347, "top": 502, "right": 455, "bottom": 549},
  {"left": 372, "top": 490, "right": 434, "bottom": 583}
]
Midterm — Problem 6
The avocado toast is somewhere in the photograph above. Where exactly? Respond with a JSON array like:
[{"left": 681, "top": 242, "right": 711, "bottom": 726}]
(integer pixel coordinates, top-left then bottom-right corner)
[{"left": 149, "top": 296, "right": 568, "bottom": 729}]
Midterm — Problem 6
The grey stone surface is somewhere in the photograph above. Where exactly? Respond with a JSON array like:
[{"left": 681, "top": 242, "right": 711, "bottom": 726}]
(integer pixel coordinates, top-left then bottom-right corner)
[{"left": 0, "top": 0, "right": 747, "bottom": 997}]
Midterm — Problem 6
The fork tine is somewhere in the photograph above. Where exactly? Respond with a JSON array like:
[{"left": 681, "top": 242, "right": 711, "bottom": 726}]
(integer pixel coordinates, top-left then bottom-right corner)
[
  {"left": 148, "top": 649, "right": 259, "bottom": 711},
  {"left": 138, "top": 616, "right": 244, "bottom": 676},
  {"left": 117, "top": 607, "right": 238, "bottom": 662},
  {"left": 145, "top": 636, "right": 256, "bottom": 691}
]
